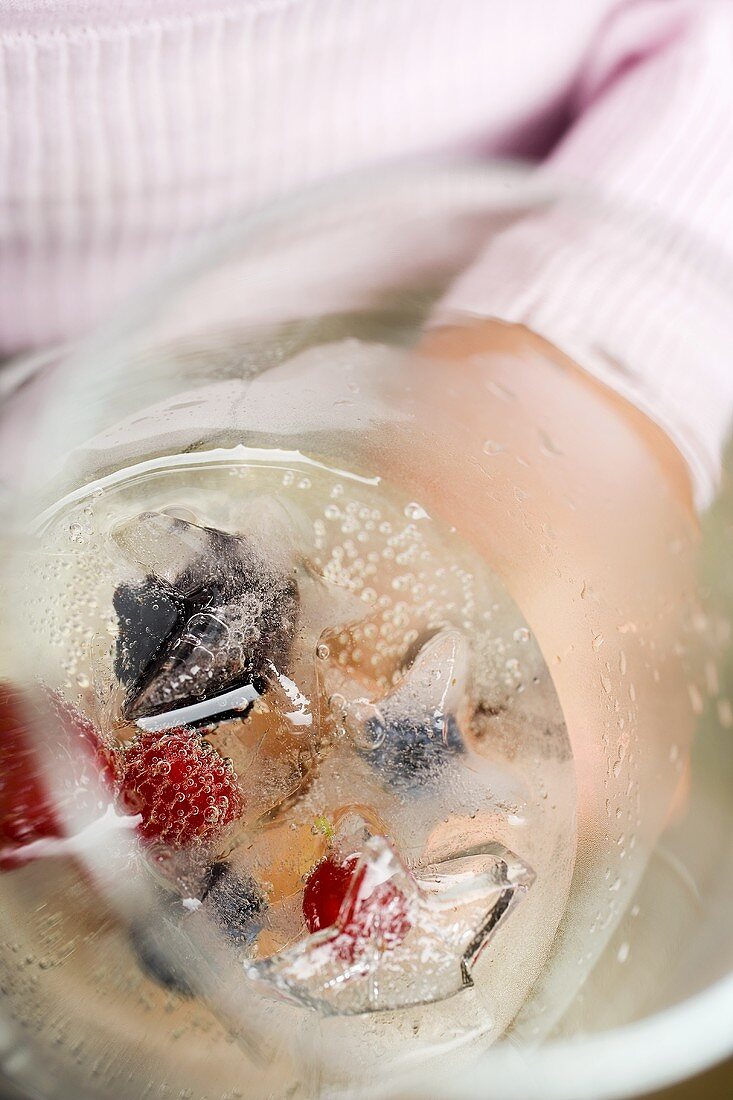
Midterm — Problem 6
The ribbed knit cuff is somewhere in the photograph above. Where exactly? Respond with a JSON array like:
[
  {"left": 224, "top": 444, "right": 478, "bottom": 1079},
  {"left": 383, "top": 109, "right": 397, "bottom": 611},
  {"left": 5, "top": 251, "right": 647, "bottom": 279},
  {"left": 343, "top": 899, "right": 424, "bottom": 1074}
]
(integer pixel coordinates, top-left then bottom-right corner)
[{"left": 439, "top": 198, "right": 733, "bottom": 510}]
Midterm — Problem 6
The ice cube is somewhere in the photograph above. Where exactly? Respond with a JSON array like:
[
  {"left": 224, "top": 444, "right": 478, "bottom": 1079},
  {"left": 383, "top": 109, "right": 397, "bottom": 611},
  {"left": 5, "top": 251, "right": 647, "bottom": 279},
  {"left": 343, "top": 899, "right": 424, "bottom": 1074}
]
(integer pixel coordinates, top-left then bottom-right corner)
[
  {"left": 111, "top": 511, "right": 300, "bottom": 722},
  {"left": 112, "top": 506, "right": 367, "bottom": 730},
  {"left": 199, "top": 861, "right": 268, "bottom": 948},
  {"left": 246, "top": 835, "right": 532, "bottom": 1015},
  {"left": 327, "top": 629, "right": 472, "bottom": 791}
]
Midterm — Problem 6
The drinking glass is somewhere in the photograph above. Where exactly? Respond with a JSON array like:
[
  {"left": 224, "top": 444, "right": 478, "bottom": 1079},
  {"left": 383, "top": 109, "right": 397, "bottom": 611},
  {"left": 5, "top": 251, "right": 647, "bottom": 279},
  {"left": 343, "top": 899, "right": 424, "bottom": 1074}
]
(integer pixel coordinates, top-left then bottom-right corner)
[{"left": 0, "top": 160, "right": 731, "bottom": 1100}]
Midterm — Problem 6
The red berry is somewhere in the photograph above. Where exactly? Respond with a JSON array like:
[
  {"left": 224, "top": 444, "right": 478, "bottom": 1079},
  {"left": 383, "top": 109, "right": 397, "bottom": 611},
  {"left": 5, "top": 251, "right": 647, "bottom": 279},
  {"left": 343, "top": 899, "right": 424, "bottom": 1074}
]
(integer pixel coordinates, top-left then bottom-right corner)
[
  {"left": 117, "top": 728, "right": 244, "bottom": 848},
  {"left": 303, "top": 852, "right": 413, "bottom": 962},
  {"left": 303, "top": 854, "right": 359, "bottom": 934},
  {"left": 0, "top": 684, "right": 59, "bottom": 857},
  {"left": 0, "top": 682, "right": 116, "bottom": 869}
]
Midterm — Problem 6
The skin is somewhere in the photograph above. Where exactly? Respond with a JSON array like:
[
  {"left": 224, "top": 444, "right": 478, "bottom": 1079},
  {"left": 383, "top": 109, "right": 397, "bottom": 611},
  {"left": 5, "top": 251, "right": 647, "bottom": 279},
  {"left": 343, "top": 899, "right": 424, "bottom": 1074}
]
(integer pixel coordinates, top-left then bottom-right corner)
[
  {"left": 346, "top": 316, "right": 704, "bottom": 1024},
  {"left": 409, "top": 320, "right": 700, "bottom": 804},
  {"left": 417, "top": 319, "right": 699, "bottom": 824}
]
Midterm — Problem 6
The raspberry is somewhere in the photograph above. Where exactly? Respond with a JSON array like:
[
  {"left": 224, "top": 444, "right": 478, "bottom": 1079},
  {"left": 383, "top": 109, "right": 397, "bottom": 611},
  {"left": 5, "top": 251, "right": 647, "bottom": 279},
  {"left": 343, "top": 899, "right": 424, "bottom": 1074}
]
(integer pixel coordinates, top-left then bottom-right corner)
[
  {"left": 0, "top": 682, "right": 116, "bottom": 869},
  {"left": 303, "top": 854, "right": 359, "bottom": 934},
  {"left": 0, "top": 684, "right": 59, "bottom": 857},
  {"left": 117, "top": 729, "right": 244, "bottom": 848},
  {"left": 303, "top": 853, "right": 412, "bottom": 962}
]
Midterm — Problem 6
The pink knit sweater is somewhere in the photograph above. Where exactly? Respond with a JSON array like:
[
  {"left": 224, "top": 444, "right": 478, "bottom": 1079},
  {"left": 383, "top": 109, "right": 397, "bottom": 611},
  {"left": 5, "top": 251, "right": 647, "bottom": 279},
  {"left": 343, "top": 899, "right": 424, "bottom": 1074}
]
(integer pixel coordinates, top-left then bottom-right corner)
[{"left": 2, "top": 0, "right": 732, "bottom": 504}]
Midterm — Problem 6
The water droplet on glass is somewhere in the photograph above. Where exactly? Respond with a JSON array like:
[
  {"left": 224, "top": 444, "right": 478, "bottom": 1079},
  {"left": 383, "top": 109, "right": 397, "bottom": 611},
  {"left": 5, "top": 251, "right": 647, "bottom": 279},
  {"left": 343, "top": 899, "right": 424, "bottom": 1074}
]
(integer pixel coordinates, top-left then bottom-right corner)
[
  {"left": 538, "top": 430, "right": 564, "bottom": 457},
  {"left": 717, "top": 698, "right": 733, "bottom": 729},
  {"left": 688, "top": 682, "right": 704, "bottom": 715}
]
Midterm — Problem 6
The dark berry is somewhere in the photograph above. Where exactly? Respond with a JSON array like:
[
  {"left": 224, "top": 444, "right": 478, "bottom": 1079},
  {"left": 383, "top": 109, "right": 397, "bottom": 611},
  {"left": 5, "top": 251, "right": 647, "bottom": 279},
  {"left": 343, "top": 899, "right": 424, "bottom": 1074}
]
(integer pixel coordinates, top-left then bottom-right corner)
[
  {"left": 201, "top": 861, "right": 266, "bottom": 946},
  {"left": 363, "top": 712, "right": 464, "bottom": 791},
  {"left": 113, "top": 577, "right": 184, "bottom": 689},
  {"left": 117, "top": 728, "right": 244, "bottom": 848},
  {"left": 129, "top": 906, "right": 194, "bottom": 998},
  {"left": 120, "top": 516, "right": 299, "bottom": 722}
]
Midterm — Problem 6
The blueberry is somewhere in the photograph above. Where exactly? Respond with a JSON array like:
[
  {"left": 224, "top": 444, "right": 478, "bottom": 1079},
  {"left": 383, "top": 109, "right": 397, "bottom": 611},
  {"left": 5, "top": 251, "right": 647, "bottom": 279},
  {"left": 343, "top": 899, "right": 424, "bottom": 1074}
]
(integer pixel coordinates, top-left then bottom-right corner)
[
  {"left": 363, "top": 712, "right": 464, "bottom": 792},
  {"left": 201, "top": 861, "right": 267, "bottom": 947},
  {"left": 129, "top": 911, "right": 195, "bottom": 998}
]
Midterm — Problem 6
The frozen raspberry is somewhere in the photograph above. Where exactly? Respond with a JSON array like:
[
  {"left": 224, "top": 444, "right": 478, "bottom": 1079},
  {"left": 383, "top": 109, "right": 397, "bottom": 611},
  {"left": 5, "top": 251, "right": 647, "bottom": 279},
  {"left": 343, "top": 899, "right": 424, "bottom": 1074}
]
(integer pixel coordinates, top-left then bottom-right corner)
[
  {"left": 117, "top": 729, "right": 244, "bottom": 848},
  {"left": 303, "top": 853, "right": 359, "bottom": 934},
  {"left": 303, "top": 852, "right": 412, "bottom": 961},
  {"left": 0, "top": 684, "right": 59, "bottom": 859},
  {"left": 0, "top": 683, "right": 116, "bottom": 869}
]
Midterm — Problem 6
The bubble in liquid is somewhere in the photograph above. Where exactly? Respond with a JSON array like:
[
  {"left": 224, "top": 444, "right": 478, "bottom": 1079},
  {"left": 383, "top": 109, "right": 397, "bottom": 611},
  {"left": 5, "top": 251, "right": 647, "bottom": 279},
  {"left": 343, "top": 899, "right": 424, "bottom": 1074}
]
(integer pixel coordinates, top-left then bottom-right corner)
[
  {"left": 404, "top": 502, "right": 429, "bottom": 521},
  {"left": 482, "top": 440, "right": 504, "bottom": 457},
  {"left": 68, "top": 522, "right": 85, "bottom": 545}
]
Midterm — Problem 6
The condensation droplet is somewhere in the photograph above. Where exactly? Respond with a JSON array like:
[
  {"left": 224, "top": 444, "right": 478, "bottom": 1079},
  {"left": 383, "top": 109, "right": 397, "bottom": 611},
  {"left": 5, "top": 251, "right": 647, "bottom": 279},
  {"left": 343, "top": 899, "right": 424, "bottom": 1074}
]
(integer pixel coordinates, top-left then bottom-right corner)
[
  {"left": 538, "top": 430, "right": 564, "bottom": 457},
  {"left": 717, "top": 698, "right": 733, "bottom": 729},
  {"left": 705, "top": 659, "right": 719, "bottom": 697},
  {"left": 688, "top": 682, "right": 704, "bottom": 716},
  {"left": 404, "top": 502, "right": 429, "bottom": 521}
]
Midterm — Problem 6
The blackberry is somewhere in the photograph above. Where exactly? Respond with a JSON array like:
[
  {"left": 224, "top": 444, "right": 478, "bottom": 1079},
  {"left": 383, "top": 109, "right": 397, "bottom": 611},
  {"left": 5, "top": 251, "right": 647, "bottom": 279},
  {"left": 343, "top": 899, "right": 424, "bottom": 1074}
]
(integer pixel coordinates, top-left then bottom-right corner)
[
  {"left": 113, "top": 577, "right": 184, "bottom": 690},
  {"left": 129, "top": 909, "right": 195, "bottom": 998},
  {"left": 201, "top": 861, "right": 267, "bottom": 947},
  {"left": 364, "top": 712, "right": 464, "bottom": 792}
]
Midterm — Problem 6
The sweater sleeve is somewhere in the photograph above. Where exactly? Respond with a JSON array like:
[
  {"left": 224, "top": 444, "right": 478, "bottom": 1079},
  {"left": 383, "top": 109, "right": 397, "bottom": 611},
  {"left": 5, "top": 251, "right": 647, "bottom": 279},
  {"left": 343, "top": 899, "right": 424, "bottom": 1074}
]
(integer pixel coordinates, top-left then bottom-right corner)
[{"left": 440, "top": 0, "right": 733, "bottom": 509}]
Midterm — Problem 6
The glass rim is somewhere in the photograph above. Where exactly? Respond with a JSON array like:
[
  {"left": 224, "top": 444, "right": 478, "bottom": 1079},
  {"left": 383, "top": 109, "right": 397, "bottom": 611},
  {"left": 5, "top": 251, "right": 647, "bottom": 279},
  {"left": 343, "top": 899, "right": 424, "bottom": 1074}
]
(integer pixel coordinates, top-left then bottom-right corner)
[{"left": 2, "top": 154, "right": 733, "bottom": 1100}]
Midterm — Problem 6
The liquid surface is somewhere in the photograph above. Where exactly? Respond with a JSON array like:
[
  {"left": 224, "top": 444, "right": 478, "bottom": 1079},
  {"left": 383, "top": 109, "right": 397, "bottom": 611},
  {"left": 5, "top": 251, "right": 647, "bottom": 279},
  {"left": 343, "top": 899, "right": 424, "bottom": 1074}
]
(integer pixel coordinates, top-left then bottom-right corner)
[{"left": 2, "top": 447, "right": 576, "bottom": 1090}]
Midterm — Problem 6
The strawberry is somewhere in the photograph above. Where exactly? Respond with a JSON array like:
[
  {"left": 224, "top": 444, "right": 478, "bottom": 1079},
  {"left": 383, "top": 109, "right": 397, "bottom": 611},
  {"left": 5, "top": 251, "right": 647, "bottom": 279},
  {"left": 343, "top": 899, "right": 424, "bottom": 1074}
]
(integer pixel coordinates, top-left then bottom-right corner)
[
  {"left": 302, "top": 852, "right": 412, "bottom": 961},
  {"left": 117, "top": 728, "right": 244, "bottom": 848},
  {"left": 0, "top": 682, "right": 116, "bottom": 869}
]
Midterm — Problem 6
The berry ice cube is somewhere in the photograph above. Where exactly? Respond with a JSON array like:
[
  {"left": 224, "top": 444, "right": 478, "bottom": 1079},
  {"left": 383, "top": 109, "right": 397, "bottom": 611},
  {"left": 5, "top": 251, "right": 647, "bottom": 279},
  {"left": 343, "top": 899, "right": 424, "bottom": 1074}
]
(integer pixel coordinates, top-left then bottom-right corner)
[{"left": 248, "top": 835, "right": 532, "bottom": 1014}]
